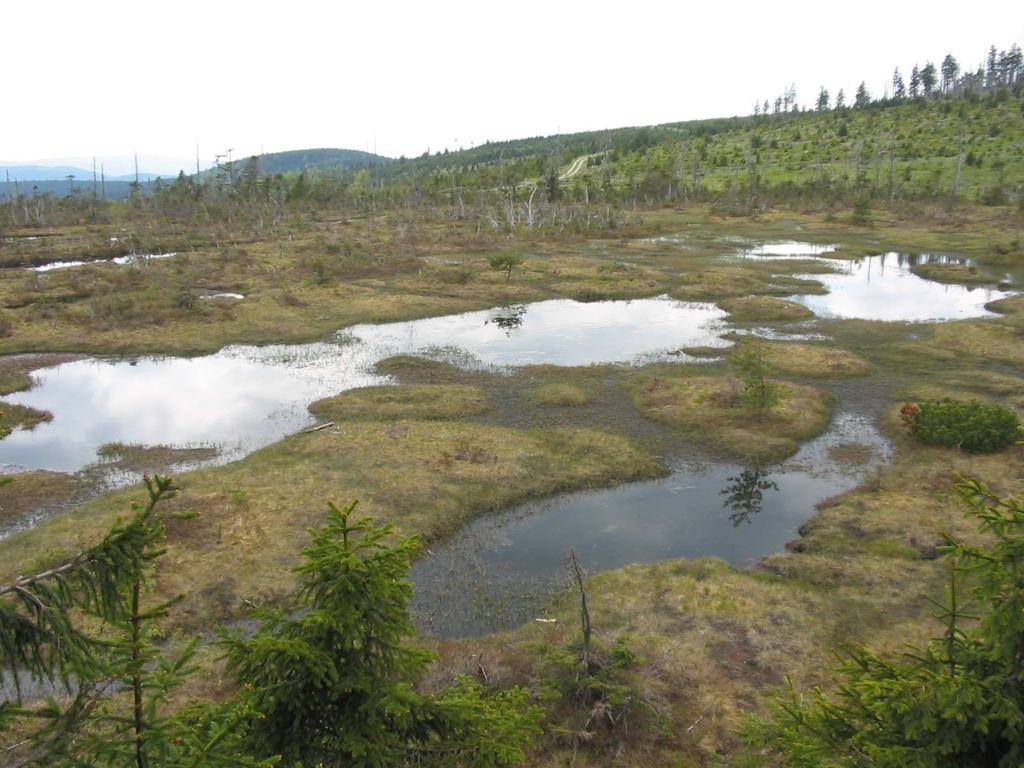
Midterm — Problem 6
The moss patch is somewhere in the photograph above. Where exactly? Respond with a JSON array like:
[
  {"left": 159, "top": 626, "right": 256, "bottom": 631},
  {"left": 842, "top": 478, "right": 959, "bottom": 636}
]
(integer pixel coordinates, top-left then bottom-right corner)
[
  {"left": 0, "top": 402, "right": 52, "bottom": 438},
  {"left": 718, "top": 296, "right": 814, "bottom": 322},
  {"left": 526, "top": 383, "right": 591, "bottom": 407},
  {"left": 373, "top": 355, "right": 464, "bottom": 383},
  {"left": 0, "top": 353, "right": 82, "bottom": 395},
  {"left": 930, "top": 318, "right": 1024, "bottom": 368},
  {"left": 94, "top": 442, "right": 220, "bottom": 472},
  {"left": 629, "top": 371, "right": 832, "bottom": 462},
  {"left": 825, "top": 245, "right": 874, "bottom": 260},
  {"left": 670, "top": 265, "right": 827, "bottom": 302},
  {"left": 0, "top": 470, "right": 88, "bottom": 527},
  {"left": 309, "top": 384, "right": 490, "bottom": 421},
  {"left": 826, "top": 442, "right": 874, "bottom": 466},
  {"left": 910, "top": 261, "right": 997, "bottom": 284},
  {"left": 759, "top": 341, "right": 873, "bottom": 378},
  {"left": 986, "top": 295, "right": 1024, "bottom": 315}
]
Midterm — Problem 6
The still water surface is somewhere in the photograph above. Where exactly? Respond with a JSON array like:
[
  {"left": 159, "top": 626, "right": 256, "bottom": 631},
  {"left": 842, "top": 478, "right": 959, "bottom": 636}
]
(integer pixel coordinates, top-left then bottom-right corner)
[
  {"left": 0, "top": 297, "right": 729, "bottom": 474},
  {"left": 796, "top": 253, "right": 1011, "bottom": 321},
  {"left": 410, "top": 411, "right": 889, "bottom": 637},
  {"left": 29, "top": 252, "right": 178, "bottom": 272},
  {"left": 740, "top": 243, "right": 1012, "bottom": 321}
]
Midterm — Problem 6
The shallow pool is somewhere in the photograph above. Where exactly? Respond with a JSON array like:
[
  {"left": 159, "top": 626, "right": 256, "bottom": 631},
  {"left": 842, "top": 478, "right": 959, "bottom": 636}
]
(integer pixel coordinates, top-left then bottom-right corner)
[
  {"left": 28, "top": 252, "right": 178, "bottom": 272},
  {"left": 0, "top": 296, "right": 729, "bottom": 475},
  {"left": 796, "top": 252, "right": 1011, "bottom": 321},
  {"left": 740, "top": 242, "right": 1013, "bottom": 321},
  {"left": 410, "top": 410, "right": 890, "bottom": 637}
]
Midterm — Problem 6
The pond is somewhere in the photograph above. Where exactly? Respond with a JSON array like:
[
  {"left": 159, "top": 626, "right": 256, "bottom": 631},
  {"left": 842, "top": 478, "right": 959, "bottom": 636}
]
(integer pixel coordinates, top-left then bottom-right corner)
[
  {"left": 28, "top": 252, "right": 178, "bottom": 272},
  {"left": 409, "top": 409, "right": 890, "bottom": 637},
  {"left": 742, "top": 240, "right": 838, "bottom": 258},
  {"left": 796, "top": 252, "right": 1012, "bottom": 321},
  {"left": 199, "top": 292, "right": 244, "bottom": 300},
  {"left": 0, "top": 296, "right": 729, "bottom": 477},
  {"left": 740, "top": 243, "right": 1014, "bottom": 321}
]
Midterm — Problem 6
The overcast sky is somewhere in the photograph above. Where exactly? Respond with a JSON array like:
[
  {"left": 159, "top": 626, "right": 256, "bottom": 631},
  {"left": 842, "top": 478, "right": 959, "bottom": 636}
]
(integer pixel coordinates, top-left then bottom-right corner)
[{"left": 4, "top": 0, "right": 1022, "bottom": 173}]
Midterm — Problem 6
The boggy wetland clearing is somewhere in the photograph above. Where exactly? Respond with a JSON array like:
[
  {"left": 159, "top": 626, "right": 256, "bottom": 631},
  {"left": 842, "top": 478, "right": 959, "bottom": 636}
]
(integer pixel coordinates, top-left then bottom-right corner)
[{"left": 2, "top": 206, "right": 1024, "bottom": 763}]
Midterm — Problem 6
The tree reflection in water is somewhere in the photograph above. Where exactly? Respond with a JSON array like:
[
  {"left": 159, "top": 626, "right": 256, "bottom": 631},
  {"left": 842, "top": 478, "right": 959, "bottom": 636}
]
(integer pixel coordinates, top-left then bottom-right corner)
[
  {"left": 720, "top": 468, "right": 779, "bottom": 526},
  {"left": 486, "top": 304, "right": 527, "bottom": 335}
]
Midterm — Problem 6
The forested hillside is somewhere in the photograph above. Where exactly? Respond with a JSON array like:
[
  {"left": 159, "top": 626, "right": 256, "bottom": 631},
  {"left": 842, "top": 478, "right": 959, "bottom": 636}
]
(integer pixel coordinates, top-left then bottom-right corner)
[
  {"left": 234, "top": 147, "right": 390, "bottom": 175},
  {"left": 5, "top": 41, "right": 1022, "bottom": 225},
  {"left": 8, "top": 93, "right": 1021, "bottom": 233}
]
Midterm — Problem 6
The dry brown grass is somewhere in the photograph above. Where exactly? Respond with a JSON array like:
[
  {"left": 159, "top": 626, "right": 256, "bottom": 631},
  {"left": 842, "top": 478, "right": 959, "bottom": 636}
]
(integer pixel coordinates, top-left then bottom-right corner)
[
  {"left": 0, "top": 353, "right": 82, "bottom": 394},
  {"left": 717, "top": 296, "right": 815, "bottom": 322},
  {"left": 826, "top": 442, "right": 874, "bottom": 466},
  {"left": 759, "top": 341, "right": 873, "bottom": 378},
  {"left": 0, "top": 470, "right": 88, "bottom": 528},
  {"left": 0, "top": 420, "right": 660, "bottom": 630},
  {"left": 94, "top": 442, "right": 221, "bottom": 473},
  {"left": 526, "top": 383, "right": 592, "bottom": 407},
  {"left": 987, "top": 295, "right": 1024, "bottom": 315},
  {"left": 930, "top": 318, "right": 1024, "bottom": 368},
  {"left": 910, "top": 261, "right": 998, "bottom": 284},
  {"left": 309, "top": 384, "right": 490, "bottom": 421},
  {"left": 0, "top": 205, "right": 1017, "bottom": 360},
  {"left": 629, "top": 372, "right": 832, "bottom": 462},
  {"left": 670, "top": 265, "right": 826, "bottom": 302},
  {"left": 0, "top": 228, "right": 684, "bottom": 356},
  {"left": 0, "top": 402, "right": 52, "bottom": 435}
]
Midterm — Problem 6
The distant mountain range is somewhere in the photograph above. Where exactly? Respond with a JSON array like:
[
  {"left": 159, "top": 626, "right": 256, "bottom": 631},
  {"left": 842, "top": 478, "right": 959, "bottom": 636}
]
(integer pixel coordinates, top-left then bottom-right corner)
[
  {"left": 0, "top": 164, "right": 167, "bottom": 201},
  {"left": 1, "top": 153, "right": 200, "bottom": 178},
  {"left": 0, "top": 178, "right": 149, "bottom": 200},
  {"left": 0, "top": 165, "right": 168, "bottom": 183},
  {"left": 1, "top": 148, "right": 390, "bottom": 193}
]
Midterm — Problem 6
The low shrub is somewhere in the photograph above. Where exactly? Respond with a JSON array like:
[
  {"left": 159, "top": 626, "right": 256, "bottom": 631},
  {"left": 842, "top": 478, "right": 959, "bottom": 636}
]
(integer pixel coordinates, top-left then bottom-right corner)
[
  {"left": 902, "top": 398, "right": 1021, "bottom": 453},
  {"left": 488, "top": 250, "right": 523, "bottom": 281}
]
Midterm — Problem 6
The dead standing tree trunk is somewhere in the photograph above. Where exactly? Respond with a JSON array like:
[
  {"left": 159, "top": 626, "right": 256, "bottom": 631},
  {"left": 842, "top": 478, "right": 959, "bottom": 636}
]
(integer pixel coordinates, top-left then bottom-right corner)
[
  {"left": 525, "top": 184, "right": 538, "bottom": 228},
  {"left": 568, "top": 549, "right": 592, "bottom": 668}
]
